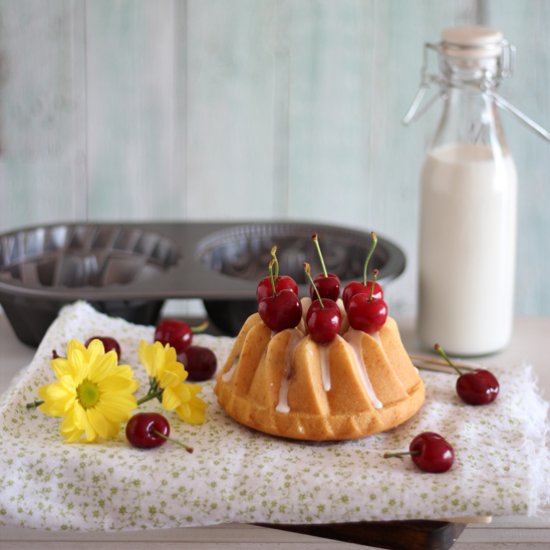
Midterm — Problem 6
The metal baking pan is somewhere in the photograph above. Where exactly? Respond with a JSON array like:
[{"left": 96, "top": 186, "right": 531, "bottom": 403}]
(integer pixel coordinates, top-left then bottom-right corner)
[{"left": 0, "top": 221, "right": 406, "bottom": 346}]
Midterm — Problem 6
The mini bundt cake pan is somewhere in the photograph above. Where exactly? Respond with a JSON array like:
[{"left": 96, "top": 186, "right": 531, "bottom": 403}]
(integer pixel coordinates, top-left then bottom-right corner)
[{"left": 0, "top": 221, "right": 405, "bottom": 346}]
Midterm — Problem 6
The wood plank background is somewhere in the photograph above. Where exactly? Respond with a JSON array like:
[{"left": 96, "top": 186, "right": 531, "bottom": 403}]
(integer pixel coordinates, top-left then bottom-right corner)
[{"left": 0, "top": 0, "right": 548, "bottom": 318}]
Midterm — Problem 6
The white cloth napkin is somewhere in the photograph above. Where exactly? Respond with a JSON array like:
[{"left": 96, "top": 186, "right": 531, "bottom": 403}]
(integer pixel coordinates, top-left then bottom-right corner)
[{"left": 0, "top": 301, "right": 548, "bottom": 531}]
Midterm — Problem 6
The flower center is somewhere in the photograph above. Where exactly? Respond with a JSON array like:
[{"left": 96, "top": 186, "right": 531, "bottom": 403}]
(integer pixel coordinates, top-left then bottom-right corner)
[{"left": 76, "top": 379, "right": 100, "bottom": 409}]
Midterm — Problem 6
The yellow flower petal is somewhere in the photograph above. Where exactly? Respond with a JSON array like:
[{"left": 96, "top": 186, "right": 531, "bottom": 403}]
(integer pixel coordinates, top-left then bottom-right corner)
[
  {"left": 86, "top": 407, "right": 119, "bottom": 440},
  {"left": 87, "top": 352, "right": 118, "bottom": 383},
  {"left": 35, "top": 339, "right": 139, "bottom": 443},
  {"left": 176, "top": 396, "right": 206, "bottom": 424},
  {"left": 138, "top": 340, "right": 156, "bottom": 377},
  {"left": 161, "top": 387, "right": 180, "bottom": 411},
  {"left": 50, "top": 357, "right": 71, "bottom": 379},
  {"left": 157, "top": 363, "right": 185, "bottom": 389}
]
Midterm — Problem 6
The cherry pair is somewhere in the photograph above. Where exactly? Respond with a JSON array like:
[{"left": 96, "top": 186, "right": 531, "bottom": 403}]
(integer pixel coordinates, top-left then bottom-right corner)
[
  {"left": 343, "top": 232, "right": 388, "bottom": 334},
  {"left": 257, "top": 250, "right": 302, "bottom": 332},
  {"left": 155, "top": 319, "right": 216, "bottom": 381}
]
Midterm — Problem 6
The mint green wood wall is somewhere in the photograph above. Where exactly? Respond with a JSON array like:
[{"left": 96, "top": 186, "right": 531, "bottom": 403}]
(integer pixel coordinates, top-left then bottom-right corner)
[{"left": 0, "top": 0, "right": 548, "bottom": 317}]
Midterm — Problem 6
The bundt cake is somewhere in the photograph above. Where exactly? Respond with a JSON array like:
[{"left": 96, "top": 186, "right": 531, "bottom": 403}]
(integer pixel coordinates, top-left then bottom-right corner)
[{"left": 214, "top": 298, "right": 425, "bottom": 441}]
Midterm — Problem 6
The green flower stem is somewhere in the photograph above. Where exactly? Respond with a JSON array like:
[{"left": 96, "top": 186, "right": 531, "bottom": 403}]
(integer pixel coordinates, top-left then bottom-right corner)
[
  {"left": 26, "top": 399, "right": 44, "bottom": 410},
  {"left": 136, "top": 389, "right": 164, "bottom": 406}
]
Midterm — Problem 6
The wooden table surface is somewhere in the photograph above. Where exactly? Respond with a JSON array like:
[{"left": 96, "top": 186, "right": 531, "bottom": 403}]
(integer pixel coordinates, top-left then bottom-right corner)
[{"left": 1, "top": 313, "right": 549, "bottom": 550}]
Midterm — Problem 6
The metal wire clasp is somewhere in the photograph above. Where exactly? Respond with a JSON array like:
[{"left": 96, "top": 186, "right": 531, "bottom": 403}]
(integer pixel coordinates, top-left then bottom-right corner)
[{"left": 402, "top": 43, "right": 442, "bottom": 126}]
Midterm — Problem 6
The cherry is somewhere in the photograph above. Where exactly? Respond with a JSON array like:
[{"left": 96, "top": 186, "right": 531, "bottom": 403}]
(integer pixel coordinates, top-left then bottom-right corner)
[
  {"left": 309, "top": 233, "right": 341, "bottom": 301},
  {"left": 306, "top": 298, "right": 342, "bottom": 343},
  {"left": 126, "top": 412, "right": 193, "bottom": 452},
  {"left": 304, "top": 261, "right": 341, "bottom": 343},
  {"left": 348, "top": 293, "right": 388, "bottom": 334},
  {"left": 126, "top": 412, "right": 170, "bottom": 449},
  {"left": 154, "top": 319, "right": 208, "bottom": 354},
  {"left": 343, "top": 280, "right": 384, "bottom": 310},
  {"left": 410, "top": 432, "right": 454, "bottom": 473},
  {"left": 343, "top": 232, "right": 384, "bottom": 310},
  {"left": 384, "top": 432, "right": 454, "bottom": 473},
  {"left": 85, "top": 336, "right": 121, "bottom": 360},
  {"left": 257, "top": 275, "right": 298, "bottom": 302},
  {"left": 177, "top": 345, "right": 217, "bottom": 381},
  {"left": 347, "top": 270, "right": 388, "bottom": 334},
  {"left": 256, "top": 250, "right": 298, "bottom": 303},
  {"left": 434, "top": 344, "right": 500, "bottom": 405},
  {"left": 259, "top": 288, "right": 302, "bottom": 332},
  {"left": 311, "top": 273, "right": 341, "bottom": 302}
]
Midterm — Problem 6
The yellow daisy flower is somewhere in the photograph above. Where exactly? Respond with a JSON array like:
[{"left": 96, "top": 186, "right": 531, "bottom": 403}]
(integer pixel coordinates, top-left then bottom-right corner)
[
  {"left": 37, "top": 339, "right": 139, "bottom": 443},
  {"left": 138, "top": 340, "right": 206, "bottom": 424}
]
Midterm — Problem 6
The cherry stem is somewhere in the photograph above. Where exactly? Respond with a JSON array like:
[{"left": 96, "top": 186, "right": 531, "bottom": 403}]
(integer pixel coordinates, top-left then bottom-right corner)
[
  {"left": 268, "top": 259, "right": 277, "bottom": 297},
  {"left": 363, "top": 232, "right": 378, "bottom": 286},
  {"left": 26, "top": 399, "right": 44, "bottom": 410},
  {"left": 270, "top": 245, "right": 279, "bottom": 279},
  {"left": 434, "top": 344, "right": 463, "bottom": 376},
  {"left": 312, "top": 233, "right": 328, "bottom": 278},
  {"left": 304, "top": 261, "right": 324, "bottom": 308},
  {"left": 383, "top": 450, "right": 421, "bottom": 459},
  {"left": 152, "top": 430, "right": 194, "bottom": 453},
  {"left": 191, "top": 320, "right": 209, "bottom": 334},
  {"left": 369, "top": 269, "right": 379, "bottom": 301}
]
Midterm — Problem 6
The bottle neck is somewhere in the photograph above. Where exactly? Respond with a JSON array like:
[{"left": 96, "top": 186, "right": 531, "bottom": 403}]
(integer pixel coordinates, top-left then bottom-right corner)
[{"left": 430, "top": 56, "right": 510, "bottom": 156}]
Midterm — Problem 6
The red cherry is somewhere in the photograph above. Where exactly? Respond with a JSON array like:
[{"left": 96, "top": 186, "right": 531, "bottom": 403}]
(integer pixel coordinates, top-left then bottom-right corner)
[
  {"left": 434, "top": 344, "right": 500, "bottom": 406},
  {"left": 154, "top": 319, "right": 207, "bottom": 354},
  {"left": 310, "top": 233, "right": 341, "bottom": 301},
  {"left": 306, "top": 298, "right": 342, "bottom": 343},
  {"left": 409, "top": 432, "right": 454, "bottom": 473},
  {"left": 342, "top": 231, "right": 382, "bottom": 311},
  {"left": 258, "top": 288, "right": 303, "bottom": 332},
  {"left": 342, "top": 281, "right": 384, "bottom": 311},
  {"left": 347, "top": 293, "right": 388, "bottom": 334},
  {"left": 256, "top": 275, "right": 298, "bottom": 303},
  {"left": 257, "top": 247, "right": 299, "bottom": 303},
  {"left": 178, "top": 345, "right": 217, "bottom": 381},
  {"left": 384, "top": 432, "right": 454, "bottom": 473},
  {"left": 85, "top": 336, "right": 121, "bottom": 360},
  {"left": 126, "top": 412, "right": 170, "bottom": 449},
  {"left": 456, "top": 369, "right": 500, "bottom": 405},
  {"left": 310, "top": 272, "right": 341, "bottom": 301}
]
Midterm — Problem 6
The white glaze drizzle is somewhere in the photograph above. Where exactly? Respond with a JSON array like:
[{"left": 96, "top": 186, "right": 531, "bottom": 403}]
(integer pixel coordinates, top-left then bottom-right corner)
[
  {"left": 276, "top": 378, "right": 290, "bottom": 413},
  {"left": 319, "top": 344, "right": 332, "bottom": 392},
  {"left": 222, "top": 355, "right": 239, "bottom": 383},
  {"left": 276, "top": 331, "right": 302, "bottom": 413},
  {"left": 343, "top": 329, "right": 383, "bottom": 409}
]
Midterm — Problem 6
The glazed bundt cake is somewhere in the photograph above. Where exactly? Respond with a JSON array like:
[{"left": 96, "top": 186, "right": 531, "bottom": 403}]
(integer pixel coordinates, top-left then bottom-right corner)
[{"left": 214, "top": 299, "right": 425, "bottom": 441}]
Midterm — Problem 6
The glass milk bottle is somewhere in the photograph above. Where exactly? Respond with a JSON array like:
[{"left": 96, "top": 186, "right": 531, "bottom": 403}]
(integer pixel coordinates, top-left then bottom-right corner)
[{"left": 404, "top": 26, "right": 549, "bottom": 355}]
